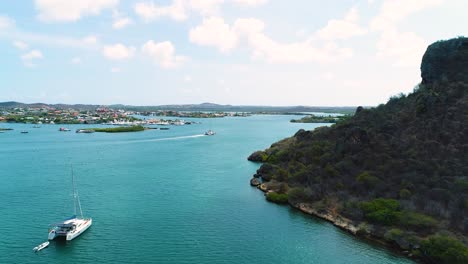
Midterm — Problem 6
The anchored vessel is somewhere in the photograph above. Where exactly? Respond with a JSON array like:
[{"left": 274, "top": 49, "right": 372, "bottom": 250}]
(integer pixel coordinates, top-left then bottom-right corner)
[
  {"left": 33, "top": 241, "right": 49, "bottom": 252},
  {"left": 48, "top": 166, "right": 92, "bottom": 241}
]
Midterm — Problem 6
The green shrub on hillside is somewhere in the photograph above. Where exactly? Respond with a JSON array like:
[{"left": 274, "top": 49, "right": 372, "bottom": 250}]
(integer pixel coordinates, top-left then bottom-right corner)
[
  {"left": 420, "top": 235, "right": 468, "bottom": 264},
  {"left": 356, "top": 172, "right": 380, "bottom": 188},
  {"left": 266, "top": 192, "right": 289, "bottom": 204},
  {"left": 399, "top": 189, "right": 412, "bottom": 199},
  {"left": 399, "top": 211, "right": 437, "bottom": 230},
  {"left": 360, "top": 198, "right": 401, "bottom": 225},
  {"left": 288, "top": 188, "right": 309, "bottom": 203}
]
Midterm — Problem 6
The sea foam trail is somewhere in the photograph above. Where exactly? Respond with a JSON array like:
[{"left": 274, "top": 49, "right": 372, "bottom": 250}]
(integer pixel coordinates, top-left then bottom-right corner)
[{"left": 112, "top": 134, "right": 206, "bottom": 145}]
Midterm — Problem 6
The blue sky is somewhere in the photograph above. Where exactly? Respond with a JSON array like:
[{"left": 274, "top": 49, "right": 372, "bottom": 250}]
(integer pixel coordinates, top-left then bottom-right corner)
[{"left": 0, "top": 0, "right": 466, "bottom": 106}]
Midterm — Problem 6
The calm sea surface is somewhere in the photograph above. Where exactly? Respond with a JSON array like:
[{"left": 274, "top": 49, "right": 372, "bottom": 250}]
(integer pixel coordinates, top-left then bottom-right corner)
[{"left": 0, "top": 115, "right": 413, "bottom": 264}]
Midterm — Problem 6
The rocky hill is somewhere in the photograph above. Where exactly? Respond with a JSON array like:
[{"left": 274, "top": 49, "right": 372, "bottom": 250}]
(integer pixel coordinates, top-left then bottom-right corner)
[{"left": 248, "top": 37, "right": 468, "bottom": 264}]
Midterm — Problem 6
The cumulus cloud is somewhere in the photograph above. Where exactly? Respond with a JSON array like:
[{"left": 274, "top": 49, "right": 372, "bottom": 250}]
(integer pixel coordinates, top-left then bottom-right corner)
[
  {"left": 232, "top": 0, "right": 268, "bottom": 6},
  {"left": 370, "top": 0, "right": 443, "bottom": 31},
  {"left": 35, "top": 0, "right": 118, "bottom": 22},
  {"left": 189, "top": 17, "right": 238, "bottom": 52},
  {"left": 370, "top": 0, "right": 443, "bottom": 67},
  {"left": 189, "top": 0, "right": 224, "bottom": 16},
  {"left": 13, "top": 41, "right": 29, "bottom": 50},
  {"left": 316, "top": 7, "right": 367, "bottom": 40},
  {"left": 376, "top": 28, "right": 427, "bottom": 67},
  {"left": 141, "top": 40, "right": 186, "bottom": 68},
  {"left": 112, "top": 10, "right": 133, "bottom": 29},
  {"left": 134, "top": 0, "right": 267, "bottom": 22},
  {"left": 21, "top": 50, "right": 43, "bottom": 60},
  {"left": 134, "top": 0, "right": 187, "bottom": 21},
  {"left": 247, "top": 34, "right": 352, "bottom": 63},
  {"left": 102, "top": 44, "right": 136, "bottom": 60},
  {"left": 21, "top": 49, "right": 44, "bottom": 67},
  {"left": 189, "top": 17, "right": 352, "bottom": 64},
  {"left": 233, "top": 17, "right": 265, "bottom": 36},
  {"left": 0, "top": 15, "right": 14, "bottom": 29},
  {"left": 113, "top": 17, "right": 133, "bottom": 29}
]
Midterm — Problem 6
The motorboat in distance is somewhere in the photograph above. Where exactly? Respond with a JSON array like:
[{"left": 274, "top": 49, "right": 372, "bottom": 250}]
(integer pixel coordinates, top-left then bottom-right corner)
[{"left": 205, "top": 130, "right": 215, "bottom": 136}]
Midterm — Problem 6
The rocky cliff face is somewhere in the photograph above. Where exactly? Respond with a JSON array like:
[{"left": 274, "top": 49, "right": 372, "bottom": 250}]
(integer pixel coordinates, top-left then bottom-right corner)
[
  {"left": 421, "top": 37, "right": 468, "bottom": 84},
  {"left": 249, "top": 37, "right": 468, "bottom": 264}
]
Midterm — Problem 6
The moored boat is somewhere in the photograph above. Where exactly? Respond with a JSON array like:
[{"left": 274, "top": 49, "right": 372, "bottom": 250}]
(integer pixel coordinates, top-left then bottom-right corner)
[
  {"left": 48, "top": 166, "right": 92, "bottom": 241},
  {"left": 33, "top": 241, "right": 49, "bottom": 252}
]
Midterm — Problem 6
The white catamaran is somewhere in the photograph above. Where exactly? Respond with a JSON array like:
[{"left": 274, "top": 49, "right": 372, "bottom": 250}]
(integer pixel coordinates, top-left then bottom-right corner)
[{"left": 48, "top": 166, "right": 92, "bottom": 241}]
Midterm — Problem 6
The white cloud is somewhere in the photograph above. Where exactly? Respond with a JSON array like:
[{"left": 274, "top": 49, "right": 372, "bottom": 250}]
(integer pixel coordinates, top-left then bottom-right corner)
[
  {"left": 0, "top": 15, "right": 14, "bottom": 29},
  {"left": 189, "top": 17, "right": 238, "bottom": 52},
  {"left": 102, "top": 44, "right": 136, "bottom": 60},
  {"left": 232, "top": 0, "right": 268, "bottom": 6},
  {"left": 21, "top": 49, "right": 43, "bottom": 67},
  {"left": 370, "top": 0, "right": 442, "bottom": 67},
  {"left": 370, "top": 0, "right": 444, "bottom": 31},
  {"left": 190, "top": 0, "right": 224, "bottom": 15},
  {"left": 190, "top": 17, "right": 352, "bottom": 64},
  {"left": 134, "top": 1, "right": 187, "bottom": 21},
  {"left": 141, "top": 40, "right": 186, "bottom": 68},
  {"left": 134, "top": 0, "right": 266, "bottom": 22},
  {"left": 376, "top": 28, "right": 427, "bottom": 67},
  {"left": 316, "top": 7, "right": 367, "bottom": 40},
  {"left": 71, "top": 57, "right": 82, "bottom": 64},
  {"left": 113, "top": 17, "right": 133, "bottom": 29},
  {"left": 233, "top": 17, "right": 265, "bottom": 36},
  {"left": 35, "top": 0, "right": 118, "bottom": 22},
  {"left": 22, "top": 49, "right": 43, "bottom": 60},
  {"left": 247, "top": 34, "right": 353, "bottom": 63},
  {"left": 2, "top": 22, "right": 100, "bottom": 49},
  {"left": 13, "top": 40, "right": 29, "bottom": 50}
]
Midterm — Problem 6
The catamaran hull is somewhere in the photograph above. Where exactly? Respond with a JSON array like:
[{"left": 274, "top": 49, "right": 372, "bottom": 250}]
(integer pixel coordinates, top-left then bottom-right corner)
[
  {"left": 67, "top": 219, "right": 92, "bottom": 241},
  {"left": 48, "top": 218, "right": 92, "bottom": 241}
]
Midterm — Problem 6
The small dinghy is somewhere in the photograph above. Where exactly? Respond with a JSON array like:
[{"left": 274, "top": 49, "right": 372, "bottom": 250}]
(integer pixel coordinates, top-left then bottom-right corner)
[{"left": 33, "top": 241, "right": 49, "bottom": 252}]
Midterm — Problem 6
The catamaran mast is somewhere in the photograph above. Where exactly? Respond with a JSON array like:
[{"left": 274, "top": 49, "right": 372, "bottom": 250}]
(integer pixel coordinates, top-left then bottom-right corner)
[{"left": 71, "top": 164, "right": 84, "bottom": 218}]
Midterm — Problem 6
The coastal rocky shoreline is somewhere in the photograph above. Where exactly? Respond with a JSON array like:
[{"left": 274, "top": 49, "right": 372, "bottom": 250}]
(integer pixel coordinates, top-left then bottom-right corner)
[
  {"left": 248, "top": 37, "right": 468, "bottom": 264},
  {"left": 250, "top": 179, "right": 420, "bottom": 260}
]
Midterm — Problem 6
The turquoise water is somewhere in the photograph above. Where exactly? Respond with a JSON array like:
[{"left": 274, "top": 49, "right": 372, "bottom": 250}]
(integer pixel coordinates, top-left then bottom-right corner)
[{"left": 0, "top": 115, "right": 413, "bottom": 264}]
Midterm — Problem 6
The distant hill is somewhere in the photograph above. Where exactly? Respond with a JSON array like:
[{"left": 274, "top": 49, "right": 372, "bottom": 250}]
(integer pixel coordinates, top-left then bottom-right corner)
[
  {"left": 0, "top": 101, "right": 357, "bottom": 115},
  {"left": 248, "top": 37, "right": 468, "bottom": 263}
]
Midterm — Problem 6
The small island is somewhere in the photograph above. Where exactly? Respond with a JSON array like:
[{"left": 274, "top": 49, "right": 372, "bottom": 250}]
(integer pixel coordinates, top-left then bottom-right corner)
[{"left": 290, "top": 114, "right": 350, "bottom": 123}]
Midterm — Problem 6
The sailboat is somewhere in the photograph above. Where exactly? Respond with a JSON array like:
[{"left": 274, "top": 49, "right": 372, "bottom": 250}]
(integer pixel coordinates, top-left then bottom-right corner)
[{"left": 48, "top": 166, "right": 92, "bottom": 241}]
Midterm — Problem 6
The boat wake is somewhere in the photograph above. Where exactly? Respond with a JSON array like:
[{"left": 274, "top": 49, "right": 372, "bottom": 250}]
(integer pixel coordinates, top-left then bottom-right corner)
[{"left": 115, "top": 134, "right": 206, "bottom": 145}]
